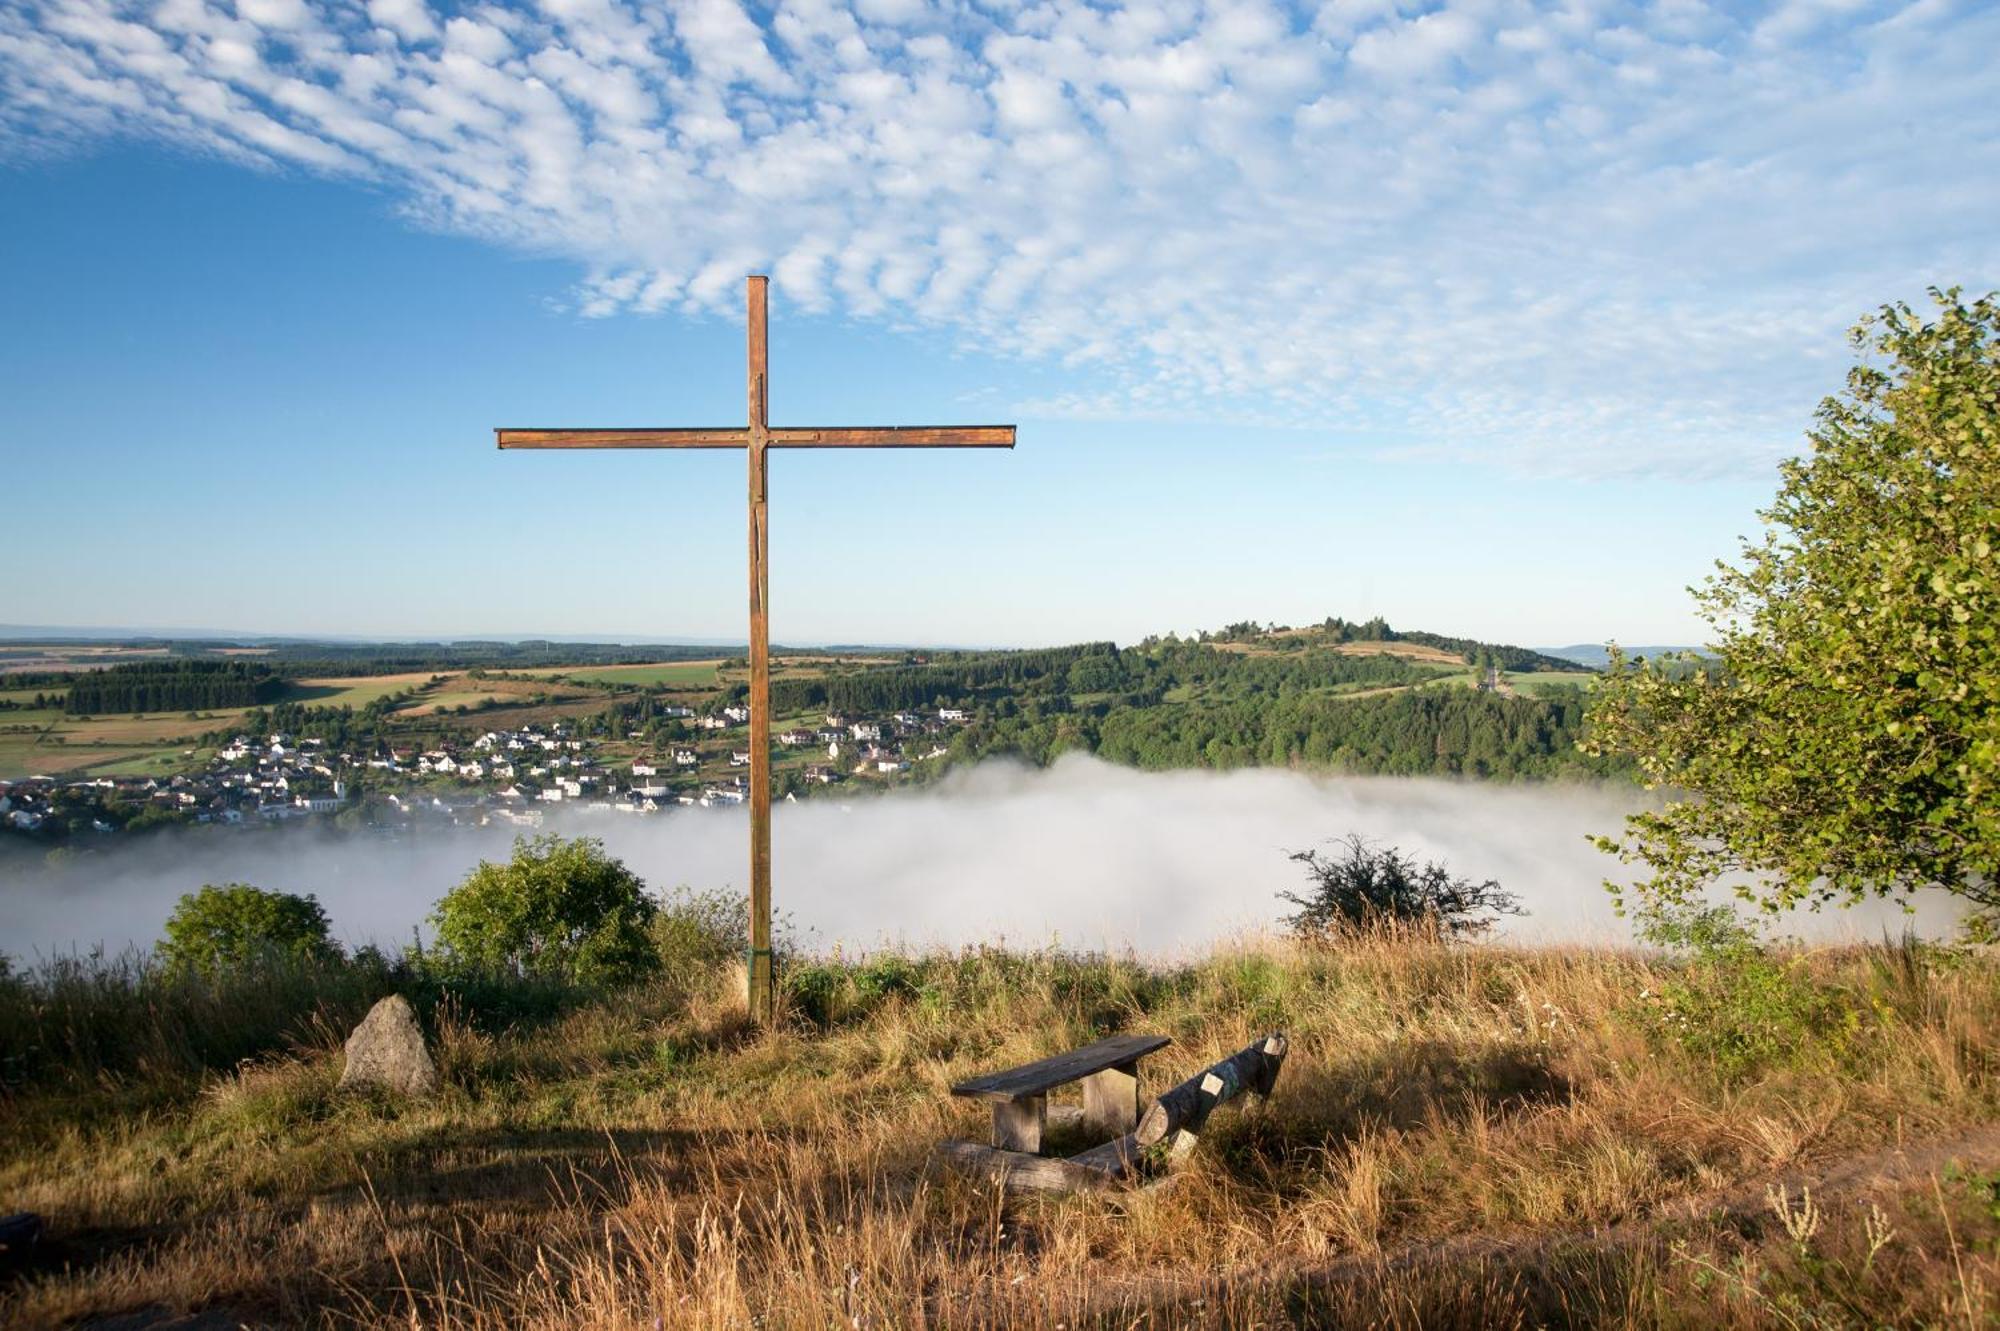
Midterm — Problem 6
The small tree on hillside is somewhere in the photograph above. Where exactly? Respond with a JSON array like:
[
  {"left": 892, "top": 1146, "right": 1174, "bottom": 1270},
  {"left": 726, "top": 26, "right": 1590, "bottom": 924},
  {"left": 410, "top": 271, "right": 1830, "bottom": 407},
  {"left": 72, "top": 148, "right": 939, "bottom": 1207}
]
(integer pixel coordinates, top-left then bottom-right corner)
[
  {"left": 1280, "top": 836, "right": 1521, "bottom": 939},
  {"left": 430, "top": 835, "right": 658, "bottom": 986},
  {"left": 1585, "top": 290, "right": 1999, "bottom": 920},
  {"left": 158, "top": 883, "right": 339, "bottom": 977}
]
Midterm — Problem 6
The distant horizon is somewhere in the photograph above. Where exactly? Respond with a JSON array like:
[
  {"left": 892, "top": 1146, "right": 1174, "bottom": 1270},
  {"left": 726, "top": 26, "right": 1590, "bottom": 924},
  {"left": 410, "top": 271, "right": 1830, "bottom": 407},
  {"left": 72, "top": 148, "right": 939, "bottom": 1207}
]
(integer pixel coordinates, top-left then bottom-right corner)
[{"left": 0, "top": 621, "right": 1700, "bottom": 660}]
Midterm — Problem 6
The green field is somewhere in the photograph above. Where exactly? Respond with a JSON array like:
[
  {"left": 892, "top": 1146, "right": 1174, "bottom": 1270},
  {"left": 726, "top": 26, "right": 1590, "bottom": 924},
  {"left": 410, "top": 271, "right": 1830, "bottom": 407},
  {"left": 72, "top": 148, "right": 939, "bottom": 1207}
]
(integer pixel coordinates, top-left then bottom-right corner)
[
  {"left": 0, "top": 732, "right": 187, "bottom": 780},
  {"left": 1510, "top": 669, "right": 1600, "bottom": 696},
  {"left": 287, "top": 673, "right": 445, "bottom": 707},
  {"left": 0, "top": 688, "right": 62, "bottom": 707},
  {"left": 521, "top": 661, "right": 723, "bottom": 688}
]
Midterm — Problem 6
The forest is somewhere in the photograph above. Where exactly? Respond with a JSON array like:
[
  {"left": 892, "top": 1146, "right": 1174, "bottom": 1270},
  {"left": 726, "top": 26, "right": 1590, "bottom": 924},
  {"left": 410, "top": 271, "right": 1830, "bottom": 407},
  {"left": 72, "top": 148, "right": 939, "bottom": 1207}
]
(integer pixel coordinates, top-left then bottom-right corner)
[{"left": 62, "top": 660, "right": 287, "bottom": 715}]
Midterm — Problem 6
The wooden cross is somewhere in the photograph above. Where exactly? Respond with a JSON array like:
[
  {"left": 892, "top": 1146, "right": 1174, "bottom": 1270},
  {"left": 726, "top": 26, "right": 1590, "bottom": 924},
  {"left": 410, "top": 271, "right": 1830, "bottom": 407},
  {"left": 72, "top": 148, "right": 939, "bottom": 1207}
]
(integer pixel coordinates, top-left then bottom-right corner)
[{"left": 497, "top": 275, "right": 1014, "bottom": 1023}]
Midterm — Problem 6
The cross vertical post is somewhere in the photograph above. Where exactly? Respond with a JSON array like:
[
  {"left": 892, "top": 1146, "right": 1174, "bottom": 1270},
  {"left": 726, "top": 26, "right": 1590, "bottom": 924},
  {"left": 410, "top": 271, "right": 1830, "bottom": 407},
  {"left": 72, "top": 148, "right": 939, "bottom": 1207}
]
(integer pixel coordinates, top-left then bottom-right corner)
[
  {"left": 495, "top": 275, "right": 1013, "bottom": 1024},
  {"left": 745, "top": 276, "right": 774, "bottom": 1024}
]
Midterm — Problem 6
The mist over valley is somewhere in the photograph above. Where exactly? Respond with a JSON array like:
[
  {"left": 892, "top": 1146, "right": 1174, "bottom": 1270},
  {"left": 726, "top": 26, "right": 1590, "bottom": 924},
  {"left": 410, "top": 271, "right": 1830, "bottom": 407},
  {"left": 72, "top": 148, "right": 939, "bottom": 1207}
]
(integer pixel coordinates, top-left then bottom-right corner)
[{"left": 2, "top": 756, "right": 1959, "bottom": 963}]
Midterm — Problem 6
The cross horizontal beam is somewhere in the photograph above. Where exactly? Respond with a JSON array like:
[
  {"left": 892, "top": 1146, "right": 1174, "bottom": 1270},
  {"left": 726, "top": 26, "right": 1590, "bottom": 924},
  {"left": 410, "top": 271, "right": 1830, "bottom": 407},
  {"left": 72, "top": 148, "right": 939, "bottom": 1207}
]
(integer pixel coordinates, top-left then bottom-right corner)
[{"left": 496, "top": 425, "right": 1015, "bottom": 450}]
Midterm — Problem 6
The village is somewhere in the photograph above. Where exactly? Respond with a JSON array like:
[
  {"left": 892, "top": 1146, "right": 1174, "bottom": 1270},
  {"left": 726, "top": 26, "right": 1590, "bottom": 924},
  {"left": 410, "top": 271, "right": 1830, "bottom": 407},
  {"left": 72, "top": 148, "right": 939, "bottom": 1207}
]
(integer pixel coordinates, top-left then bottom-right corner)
[{"left": 0, "top": 704, "right": 973, "bottom": 845}]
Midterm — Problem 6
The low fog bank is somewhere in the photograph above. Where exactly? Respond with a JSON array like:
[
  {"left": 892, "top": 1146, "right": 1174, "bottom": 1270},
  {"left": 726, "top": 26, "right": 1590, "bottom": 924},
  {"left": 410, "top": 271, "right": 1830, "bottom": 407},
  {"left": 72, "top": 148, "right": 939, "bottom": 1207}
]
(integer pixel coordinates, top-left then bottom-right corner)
[{"left": 0, "top": 755, "right": 1967, "bottom": 961}]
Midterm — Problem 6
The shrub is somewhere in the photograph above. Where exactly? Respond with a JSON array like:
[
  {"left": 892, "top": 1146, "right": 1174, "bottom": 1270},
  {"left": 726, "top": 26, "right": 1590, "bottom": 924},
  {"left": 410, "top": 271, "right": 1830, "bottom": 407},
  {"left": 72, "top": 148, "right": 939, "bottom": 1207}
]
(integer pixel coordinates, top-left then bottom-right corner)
[
  {"left": 650, "top": 886, "right": 749, "bottom": 988},
  {"left": 430, "top": 835, "right": 658, "bottom": 987},
  {"left": 784, "top": 953, "right": 923, "bottom": 1029},
  {"left": 157, "top": 883, "right": 340, "bottom": 977},
  {"left": 1629, "top": 902, "right": 1858, "bottom": 1080},
  {"left": 1280, "top": 835, "right": 1521, "bottom": 939}
]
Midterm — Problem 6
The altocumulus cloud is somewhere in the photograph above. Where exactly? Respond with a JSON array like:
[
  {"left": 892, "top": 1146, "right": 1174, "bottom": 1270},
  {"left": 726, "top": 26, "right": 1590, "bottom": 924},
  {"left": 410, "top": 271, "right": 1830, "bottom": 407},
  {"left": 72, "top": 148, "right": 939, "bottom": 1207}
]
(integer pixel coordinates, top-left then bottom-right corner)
[{"left": 2, "top": 0, "right": 1996, "bottom": 476}]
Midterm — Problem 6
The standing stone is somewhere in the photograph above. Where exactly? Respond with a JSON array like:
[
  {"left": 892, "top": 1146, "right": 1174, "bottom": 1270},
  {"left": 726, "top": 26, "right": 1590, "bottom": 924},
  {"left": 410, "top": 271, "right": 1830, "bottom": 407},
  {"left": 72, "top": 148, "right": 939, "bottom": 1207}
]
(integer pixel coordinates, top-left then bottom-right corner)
[{"left": 339, "top": 995, "right": 438, "bottom": 1097}]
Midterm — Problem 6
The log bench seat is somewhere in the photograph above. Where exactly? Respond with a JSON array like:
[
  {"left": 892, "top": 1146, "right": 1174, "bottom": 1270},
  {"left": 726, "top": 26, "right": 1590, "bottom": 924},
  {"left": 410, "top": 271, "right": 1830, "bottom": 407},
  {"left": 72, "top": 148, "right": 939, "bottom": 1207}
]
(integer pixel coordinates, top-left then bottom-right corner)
[
  {"left": 940, "top": 1033, "right": 1289, "bottom": 1193},
  {"left": 950, "top": 1033, "right": 1171, "bottom": 1153}
]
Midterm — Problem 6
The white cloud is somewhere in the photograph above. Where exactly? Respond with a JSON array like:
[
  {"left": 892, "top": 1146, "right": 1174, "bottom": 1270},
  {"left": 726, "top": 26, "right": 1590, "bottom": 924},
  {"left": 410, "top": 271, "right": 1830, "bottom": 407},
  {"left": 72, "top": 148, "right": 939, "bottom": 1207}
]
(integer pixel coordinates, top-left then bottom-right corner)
[
  {"left": 364, "top": 0, "right": 435, "bottom": 43},
  {"left": 1, "top": 0, "right": 1995, "bottom": 478}
]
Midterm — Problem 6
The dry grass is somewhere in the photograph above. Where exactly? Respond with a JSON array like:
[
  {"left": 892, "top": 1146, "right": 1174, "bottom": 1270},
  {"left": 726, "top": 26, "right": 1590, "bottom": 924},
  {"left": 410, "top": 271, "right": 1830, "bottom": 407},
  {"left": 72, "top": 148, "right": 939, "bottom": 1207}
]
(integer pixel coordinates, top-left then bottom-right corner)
[{"left": 2, "top": 936, "right": 1996, "bottom": 1328}]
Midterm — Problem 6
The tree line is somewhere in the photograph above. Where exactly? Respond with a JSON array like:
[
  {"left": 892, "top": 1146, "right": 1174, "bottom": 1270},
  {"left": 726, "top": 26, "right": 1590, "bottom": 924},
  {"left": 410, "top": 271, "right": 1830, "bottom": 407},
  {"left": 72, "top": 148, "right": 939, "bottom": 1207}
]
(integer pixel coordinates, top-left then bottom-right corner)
[
  {"left": 916, "top": 685, "right": 1616, "bottom": 782},
  {"left": 65, "top": 662, "right": 286, "bottom": 715}
]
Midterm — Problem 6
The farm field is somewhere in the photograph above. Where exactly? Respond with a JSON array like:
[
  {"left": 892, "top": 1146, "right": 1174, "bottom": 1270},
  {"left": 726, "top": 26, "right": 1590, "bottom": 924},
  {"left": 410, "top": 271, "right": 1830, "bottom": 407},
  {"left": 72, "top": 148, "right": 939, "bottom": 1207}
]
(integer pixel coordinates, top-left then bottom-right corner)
[
  {"left": 0, "top": 688, "right": 62, "bottom": 707},
  {"left": 400, "top": 689, "right": 520, "bottom": 716},
  {"left": 0, "top": 705, "right": 248, "bottom": 780},
  {"left": 1327, "top": 639, "right": 1468, "bottom": 665},
  {"left": 0, "top": 733, "right": 181, "bottom": 780},
  {"left": 517, "top": 660, "right": 725, "bottom": 688},
  {"left": 1211, "top": 638, "right": 1472, "bottom": 667},
  {"left": 288, "top": 673, "right": 446, "bottom": 707},
  {"left": 1510, "top": 669, "right": 1600, "bottom": 696},
  {"left": 0, "top": 645, "right": 174, "bottom": 674}
]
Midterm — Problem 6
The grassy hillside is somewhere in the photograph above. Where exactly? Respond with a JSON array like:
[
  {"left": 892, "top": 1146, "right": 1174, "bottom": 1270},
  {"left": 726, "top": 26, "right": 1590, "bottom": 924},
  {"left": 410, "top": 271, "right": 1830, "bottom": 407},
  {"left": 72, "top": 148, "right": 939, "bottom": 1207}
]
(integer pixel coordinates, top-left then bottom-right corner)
[{"left": 2, "top": 934, "right": 1995, "bottom": 1328}]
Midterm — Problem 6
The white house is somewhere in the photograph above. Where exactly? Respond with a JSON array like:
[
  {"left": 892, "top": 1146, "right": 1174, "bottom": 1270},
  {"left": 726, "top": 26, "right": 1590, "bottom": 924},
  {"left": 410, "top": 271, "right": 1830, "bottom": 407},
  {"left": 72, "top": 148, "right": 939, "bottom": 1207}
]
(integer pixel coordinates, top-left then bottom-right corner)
[
  {"left": 632, "top": 759, "right": 663, "bottom": 777},
  {"left": 729, "top": 751, "right": 752, "bottom": 766},
  {"left": 850, "top": 721, "right": 882, "bottom": 742},
  {"left": 939, "top": 707, "right": 968, "bottom": 722},
  {"left": 674, "top": 750, "right": 699, "bottom": 767},
  {"left": 722, "top": 705, "right": 749, "bottom": 724}
]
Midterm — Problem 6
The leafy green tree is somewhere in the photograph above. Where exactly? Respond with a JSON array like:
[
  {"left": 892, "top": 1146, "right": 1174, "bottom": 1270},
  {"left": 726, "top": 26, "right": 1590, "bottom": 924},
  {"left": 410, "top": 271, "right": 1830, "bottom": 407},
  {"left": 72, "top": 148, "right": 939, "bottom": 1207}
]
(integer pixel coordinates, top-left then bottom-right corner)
[
  {"left": 430, "top": 835, "right": 658, "bottom": 985},
  {"left": 1586, "top": 290, "right": 1999, "bottom": 918},
  {"left": 158, "top": 883, "right": 339, "bottom": 976}
]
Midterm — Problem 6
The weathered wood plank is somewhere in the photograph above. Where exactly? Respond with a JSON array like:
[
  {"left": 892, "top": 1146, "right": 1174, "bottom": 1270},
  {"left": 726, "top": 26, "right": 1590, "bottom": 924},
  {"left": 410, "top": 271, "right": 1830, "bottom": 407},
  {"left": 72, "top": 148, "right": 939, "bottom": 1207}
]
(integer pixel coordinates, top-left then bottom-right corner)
[
  {"left": 1134, "top": 1034, "right": 1288, "bottom": 1149},
  {"left": 1066, "top": 1132, "right": 1142, "bottom": 1182},
  {"left": 770, "top": 426, "right": 1015, "bottom": 448},
  {"left": 937, "top": 1141, "right": 1120, "bottom": 1193},
  {"left": 952, "top": 1034, "right": 1172, "bottom": 1103},
  {"left": 746, "top": 276, "right": 773, "bottom": 1027},
  {"left": 992, "top": 1096, "right": 1045, "bottom": 1153},
  {"left": 495, "top": 427, "right": 750, "bottom": 448},
  {"left": 495, "top": 425, "right": 1015, "bottom": 450},
  {"left": 1080, "top": 1060, "right": 1140, "bottom": 1137}
]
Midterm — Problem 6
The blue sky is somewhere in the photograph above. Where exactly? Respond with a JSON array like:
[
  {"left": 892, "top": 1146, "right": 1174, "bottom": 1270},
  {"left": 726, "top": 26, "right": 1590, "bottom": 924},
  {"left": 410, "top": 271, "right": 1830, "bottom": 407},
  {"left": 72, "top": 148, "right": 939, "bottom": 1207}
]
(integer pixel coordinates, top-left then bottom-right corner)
[{"left": 2, "top": 0, "right": 1995, "bottom": 649}]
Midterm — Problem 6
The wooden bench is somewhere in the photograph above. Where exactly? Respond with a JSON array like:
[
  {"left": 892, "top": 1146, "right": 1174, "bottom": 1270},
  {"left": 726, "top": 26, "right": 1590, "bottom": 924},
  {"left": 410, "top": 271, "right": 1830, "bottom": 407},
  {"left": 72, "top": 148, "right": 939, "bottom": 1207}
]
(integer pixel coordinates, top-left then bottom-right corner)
[
  {"left": 940, "top": 1033, "right": 1289, "bottom": 1193},
  {"left": 950, "top": 1033, "right": 1171, "bottom": 1154}
]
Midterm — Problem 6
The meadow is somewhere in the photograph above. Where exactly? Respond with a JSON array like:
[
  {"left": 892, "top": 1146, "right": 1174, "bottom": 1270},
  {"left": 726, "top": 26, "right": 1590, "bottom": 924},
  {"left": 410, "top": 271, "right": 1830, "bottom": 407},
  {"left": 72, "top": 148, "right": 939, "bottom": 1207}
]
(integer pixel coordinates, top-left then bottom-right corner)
[
  {"left": 2, "top": 929, "right": 1994, "bottom": 1328},
  {"left": 516, "top": 661, "right": 725, "bottom": 689}
]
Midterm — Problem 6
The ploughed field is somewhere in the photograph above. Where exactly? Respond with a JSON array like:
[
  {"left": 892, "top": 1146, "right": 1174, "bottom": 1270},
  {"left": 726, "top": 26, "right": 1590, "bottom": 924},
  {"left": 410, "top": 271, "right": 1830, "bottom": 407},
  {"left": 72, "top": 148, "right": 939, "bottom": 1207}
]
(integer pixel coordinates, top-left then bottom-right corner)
[{"left": 2, "top": 936, "right": 1996, "bottom": 1328}]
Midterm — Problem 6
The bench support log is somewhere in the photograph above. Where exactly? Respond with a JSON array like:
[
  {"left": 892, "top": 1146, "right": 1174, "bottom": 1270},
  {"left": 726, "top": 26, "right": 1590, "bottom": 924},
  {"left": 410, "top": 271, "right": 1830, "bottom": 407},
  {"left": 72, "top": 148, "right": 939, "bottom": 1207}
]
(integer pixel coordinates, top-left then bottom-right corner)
[
  {"left": 1134, "top": 1033, "right": 1288, "bottom": 1149},
  {"left": 938, "top": 1140, "right": 1119, "bottom": 1193},
  {"left": 1080, "top": 1059, "right": 1140, "bottom": 1137},
  {"left": 992, "top": 1096, "right": 1045, "bottom": 1153}
]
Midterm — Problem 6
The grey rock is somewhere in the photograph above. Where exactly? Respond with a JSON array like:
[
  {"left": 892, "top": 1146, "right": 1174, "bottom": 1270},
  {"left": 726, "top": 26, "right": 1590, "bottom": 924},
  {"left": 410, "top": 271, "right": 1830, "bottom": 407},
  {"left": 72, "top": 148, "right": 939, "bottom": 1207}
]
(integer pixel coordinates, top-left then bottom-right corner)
[{"left": 338, "top": 994, "right": 438, "bottom": 1097}]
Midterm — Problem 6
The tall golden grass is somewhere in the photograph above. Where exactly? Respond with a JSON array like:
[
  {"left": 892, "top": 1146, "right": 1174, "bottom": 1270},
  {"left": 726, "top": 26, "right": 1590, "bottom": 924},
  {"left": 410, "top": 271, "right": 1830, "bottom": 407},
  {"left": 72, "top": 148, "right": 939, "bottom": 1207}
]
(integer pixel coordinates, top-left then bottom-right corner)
[{"left": 3, "top": 934, "right": 1995, "bottom": 1328}]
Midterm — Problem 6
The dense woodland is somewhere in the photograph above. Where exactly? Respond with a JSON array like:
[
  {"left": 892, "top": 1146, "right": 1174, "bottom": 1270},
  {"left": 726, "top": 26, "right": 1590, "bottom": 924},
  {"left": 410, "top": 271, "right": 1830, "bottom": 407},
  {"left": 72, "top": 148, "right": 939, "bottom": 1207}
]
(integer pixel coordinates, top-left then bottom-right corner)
[{"left": 63, "top": 661, "right": 286, "bottom": 715}]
